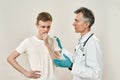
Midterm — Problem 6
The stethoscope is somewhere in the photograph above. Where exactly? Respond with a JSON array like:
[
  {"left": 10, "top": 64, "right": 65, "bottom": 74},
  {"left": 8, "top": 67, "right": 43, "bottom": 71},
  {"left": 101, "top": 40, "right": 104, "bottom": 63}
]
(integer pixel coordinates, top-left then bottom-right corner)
[{"left": 75, "top": 33, "right": 94, "bottom": 54}]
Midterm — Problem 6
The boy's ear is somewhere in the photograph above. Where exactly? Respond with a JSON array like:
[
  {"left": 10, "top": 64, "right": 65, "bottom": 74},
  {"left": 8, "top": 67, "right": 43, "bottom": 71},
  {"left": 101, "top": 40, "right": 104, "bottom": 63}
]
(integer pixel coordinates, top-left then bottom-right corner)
[
  {"left": 36, "top": 23, "right": 39, "bottom": 28},
  {"left": 36, "top": 23, "right": 38, "bottom": 26}
]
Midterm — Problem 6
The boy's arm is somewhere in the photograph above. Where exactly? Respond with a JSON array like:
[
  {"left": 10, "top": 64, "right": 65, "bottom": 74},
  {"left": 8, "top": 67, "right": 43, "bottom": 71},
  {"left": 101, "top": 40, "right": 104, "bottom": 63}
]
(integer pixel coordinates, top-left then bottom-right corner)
[
  {"left": 45, "top": 43, "right": 61, "bottom": 59},
  {"left": 43, "top": 35, "right": 61, "bottom": 59},
  {"left": 7, "top": 50, "right": 41, "bottom": 79}
]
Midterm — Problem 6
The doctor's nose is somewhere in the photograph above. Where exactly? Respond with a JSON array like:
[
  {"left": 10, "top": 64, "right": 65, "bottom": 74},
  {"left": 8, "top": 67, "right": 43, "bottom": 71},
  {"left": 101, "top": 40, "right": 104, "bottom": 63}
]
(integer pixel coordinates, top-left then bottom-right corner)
[{"left": 73, "top": 22, "right": 76, "bottom": 27}]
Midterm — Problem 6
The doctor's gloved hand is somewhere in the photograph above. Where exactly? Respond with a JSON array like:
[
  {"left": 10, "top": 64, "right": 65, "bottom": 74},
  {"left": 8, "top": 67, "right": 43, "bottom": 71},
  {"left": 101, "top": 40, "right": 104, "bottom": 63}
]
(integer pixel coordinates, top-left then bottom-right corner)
[
  {"left": 54, "top": 36, "right": 63, "bottom": 49},
  {"left": 53, "top": 54, "right": 73, "bottom": 68}
]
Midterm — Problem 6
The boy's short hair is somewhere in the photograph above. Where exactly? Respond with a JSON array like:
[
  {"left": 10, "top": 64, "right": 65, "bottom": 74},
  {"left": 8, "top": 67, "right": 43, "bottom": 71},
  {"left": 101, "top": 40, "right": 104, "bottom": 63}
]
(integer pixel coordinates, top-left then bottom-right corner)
[{"left": 36, "top": 12, "right": 52, "bottom": 24}]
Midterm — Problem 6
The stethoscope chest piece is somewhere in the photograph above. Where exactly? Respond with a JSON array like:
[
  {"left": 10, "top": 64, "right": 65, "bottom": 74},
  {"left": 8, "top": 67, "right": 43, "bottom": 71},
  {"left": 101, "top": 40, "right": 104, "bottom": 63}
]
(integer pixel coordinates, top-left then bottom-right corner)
[{"left": 80, "top": 47, "right": 84, "bottom": 52}]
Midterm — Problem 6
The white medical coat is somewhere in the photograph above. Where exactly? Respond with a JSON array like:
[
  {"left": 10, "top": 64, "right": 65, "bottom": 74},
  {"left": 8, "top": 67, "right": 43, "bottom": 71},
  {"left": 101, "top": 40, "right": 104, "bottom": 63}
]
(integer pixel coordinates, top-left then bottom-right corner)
[{"left": 71, "top": 31, "right": 103, "bottom": 80}]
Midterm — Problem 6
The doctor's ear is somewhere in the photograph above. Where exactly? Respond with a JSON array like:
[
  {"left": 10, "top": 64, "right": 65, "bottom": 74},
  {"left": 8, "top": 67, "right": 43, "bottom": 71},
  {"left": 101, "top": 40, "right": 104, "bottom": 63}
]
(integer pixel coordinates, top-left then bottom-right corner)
[{"left": 84, "top": 22, "right": 90, "bottom": 28}]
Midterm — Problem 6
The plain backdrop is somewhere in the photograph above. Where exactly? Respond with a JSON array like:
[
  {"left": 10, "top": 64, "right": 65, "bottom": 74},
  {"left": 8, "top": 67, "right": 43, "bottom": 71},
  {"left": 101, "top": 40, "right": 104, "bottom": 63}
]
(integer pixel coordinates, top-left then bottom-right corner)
[{"left": 0, "top": 0, "right": 120, "bottom": 80}]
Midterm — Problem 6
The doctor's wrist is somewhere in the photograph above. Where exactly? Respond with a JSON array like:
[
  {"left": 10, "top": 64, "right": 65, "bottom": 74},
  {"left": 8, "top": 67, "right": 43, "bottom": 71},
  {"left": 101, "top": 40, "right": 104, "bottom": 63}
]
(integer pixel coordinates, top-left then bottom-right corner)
[{"left": 68, "top": 63, "right": 73, "bottom": 70}]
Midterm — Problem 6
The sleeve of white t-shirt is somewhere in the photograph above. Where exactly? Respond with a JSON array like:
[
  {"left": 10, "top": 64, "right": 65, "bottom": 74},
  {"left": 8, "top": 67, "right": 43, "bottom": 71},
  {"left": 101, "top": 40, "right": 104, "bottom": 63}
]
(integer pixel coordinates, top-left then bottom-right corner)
[{"left": 16, "top": 38, "right": 28, "bottom": 54}]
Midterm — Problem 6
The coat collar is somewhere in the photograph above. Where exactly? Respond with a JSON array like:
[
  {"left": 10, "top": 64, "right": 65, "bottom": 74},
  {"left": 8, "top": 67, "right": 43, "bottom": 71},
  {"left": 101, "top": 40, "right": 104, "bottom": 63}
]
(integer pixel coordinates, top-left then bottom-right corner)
[{"left": 78, "top": 31, "right": 93, "bottom": 43}]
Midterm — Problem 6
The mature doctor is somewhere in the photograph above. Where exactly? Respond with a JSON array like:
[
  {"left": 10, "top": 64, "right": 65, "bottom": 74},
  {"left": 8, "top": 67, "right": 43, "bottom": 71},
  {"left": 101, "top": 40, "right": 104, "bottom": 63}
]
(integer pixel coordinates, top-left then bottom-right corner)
[{"left": 53, "top": 7, "right": 103, "bottom": 80}]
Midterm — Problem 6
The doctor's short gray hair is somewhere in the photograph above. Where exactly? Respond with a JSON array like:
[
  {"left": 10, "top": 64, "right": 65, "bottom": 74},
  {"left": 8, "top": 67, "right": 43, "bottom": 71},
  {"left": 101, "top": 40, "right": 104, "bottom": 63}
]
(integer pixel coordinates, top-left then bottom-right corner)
[{"left": 74, "top": 7, "right": 95, "bottom": 28}]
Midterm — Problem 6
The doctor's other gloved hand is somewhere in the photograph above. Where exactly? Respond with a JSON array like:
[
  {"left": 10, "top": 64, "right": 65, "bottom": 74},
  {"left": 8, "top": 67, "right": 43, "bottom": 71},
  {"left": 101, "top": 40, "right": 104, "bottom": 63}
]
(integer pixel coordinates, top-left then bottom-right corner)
[
  {"left": 54, "top": 36, "right": 63, "bottom": 49},
  {"left": 53, "top": 54, "right": 73, "bottom": 68}
]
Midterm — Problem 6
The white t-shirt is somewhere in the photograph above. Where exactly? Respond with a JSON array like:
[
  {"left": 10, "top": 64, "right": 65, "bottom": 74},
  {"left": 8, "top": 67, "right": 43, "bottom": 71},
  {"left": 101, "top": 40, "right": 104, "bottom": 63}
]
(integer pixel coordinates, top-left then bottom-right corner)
[{"left": 16, "top": 36, "right": 60, "bottom": 80}]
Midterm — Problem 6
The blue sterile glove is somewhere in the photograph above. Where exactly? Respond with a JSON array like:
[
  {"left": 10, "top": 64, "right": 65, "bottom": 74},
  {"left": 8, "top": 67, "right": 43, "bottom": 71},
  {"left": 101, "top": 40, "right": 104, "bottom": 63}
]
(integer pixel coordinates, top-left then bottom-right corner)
[
  {"left": 53, "top": 54, "right": 73, "bottom": 68},
  {"left": 54, "top": 36, "right": 63, "bottom": 49}
]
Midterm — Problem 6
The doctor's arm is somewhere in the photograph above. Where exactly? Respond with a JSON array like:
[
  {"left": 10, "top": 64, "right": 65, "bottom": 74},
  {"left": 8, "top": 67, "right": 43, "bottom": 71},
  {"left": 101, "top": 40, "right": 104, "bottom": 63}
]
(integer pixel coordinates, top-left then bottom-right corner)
[{"left": 71, "top": 41, "right": 103, "bottom": 79}]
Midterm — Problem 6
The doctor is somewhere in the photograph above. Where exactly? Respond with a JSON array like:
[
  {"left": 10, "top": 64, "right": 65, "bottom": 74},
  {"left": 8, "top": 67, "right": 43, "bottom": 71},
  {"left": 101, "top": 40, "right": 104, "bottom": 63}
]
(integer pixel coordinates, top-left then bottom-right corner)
[{"left": 53, "top": 7, "right": 103, "bottom": 80}]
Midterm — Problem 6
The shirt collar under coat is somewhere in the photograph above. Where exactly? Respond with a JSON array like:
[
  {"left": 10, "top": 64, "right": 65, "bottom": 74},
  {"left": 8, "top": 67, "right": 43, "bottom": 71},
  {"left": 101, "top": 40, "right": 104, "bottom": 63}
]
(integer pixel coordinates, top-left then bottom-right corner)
[{"left": 78, "top": 31, "right": 93, "bottom": 44}]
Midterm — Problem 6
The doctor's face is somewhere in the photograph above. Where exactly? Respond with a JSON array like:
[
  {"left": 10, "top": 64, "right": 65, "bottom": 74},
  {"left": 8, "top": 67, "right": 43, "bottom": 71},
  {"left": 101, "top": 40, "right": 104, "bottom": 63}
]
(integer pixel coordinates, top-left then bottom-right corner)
[
  {"left": 36, "top": 20, "right": 51, "bottom": 36},
  {"left": 73, "top": 12, "right": 88, "bottom": 34}
]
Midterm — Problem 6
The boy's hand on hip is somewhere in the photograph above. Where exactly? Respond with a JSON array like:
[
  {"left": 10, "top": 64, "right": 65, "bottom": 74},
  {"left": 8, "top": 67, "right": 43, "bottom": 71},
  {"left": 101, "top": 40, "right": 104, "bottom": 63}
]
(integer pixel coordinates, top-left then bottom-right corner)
[{"left": 24, "top": 70, "right": 41, "bottom": 79}]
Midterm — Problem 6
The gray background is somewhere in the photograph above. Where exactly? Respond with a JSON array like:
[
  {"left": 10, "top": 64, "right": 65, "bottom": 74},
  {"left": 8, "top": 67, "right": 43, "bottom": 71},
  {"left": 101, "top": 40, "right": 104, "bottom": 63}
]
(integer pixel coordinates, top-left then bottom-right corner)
[{"left": 0, "top": 0, "right": 120, "bottom": 80}]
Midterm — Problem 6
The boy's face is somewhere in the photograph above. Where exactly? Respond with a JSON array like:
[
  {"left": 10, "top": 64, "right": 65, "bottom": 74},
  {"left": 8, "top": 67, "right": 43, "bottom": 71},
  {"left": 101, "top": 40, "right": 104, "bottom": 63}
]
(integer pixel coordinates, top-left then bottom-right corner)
[{"left": 36, "top": 20, "right": 51, "bottom": 36}]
